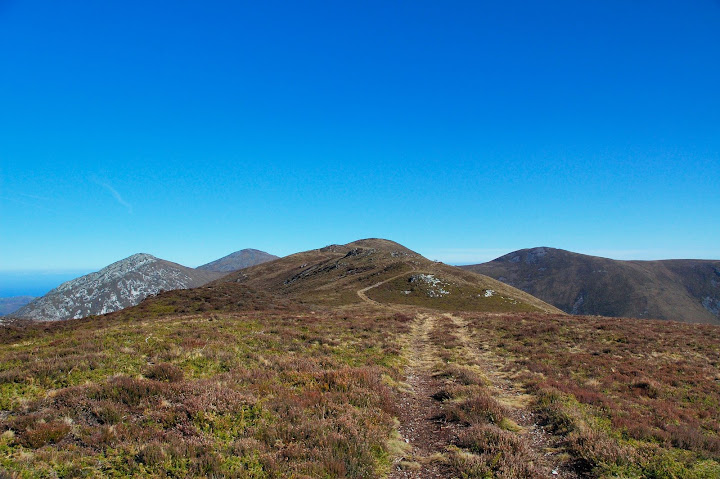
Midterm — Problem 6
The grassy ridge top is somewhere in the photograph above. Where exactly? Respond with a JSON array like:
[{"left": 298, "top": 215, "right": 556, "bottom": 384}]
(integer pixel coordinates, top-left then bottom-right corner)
[{"left": 215, "top": 238, "right": 561, "bottom": 313}]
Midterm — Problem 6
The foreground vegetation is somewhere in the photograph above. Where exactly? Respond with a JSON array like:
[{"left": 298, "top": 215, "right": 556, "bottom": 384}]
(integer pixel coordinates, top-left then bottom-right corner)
[
  {"left": 459, "top": 312, "right": 720, "bottom": 478},
  {"left": 0, "top": 310, "right": 410, "bottom": 477},
  {"left": 2, "top": 301, "right": 719, "bottom": 478}
]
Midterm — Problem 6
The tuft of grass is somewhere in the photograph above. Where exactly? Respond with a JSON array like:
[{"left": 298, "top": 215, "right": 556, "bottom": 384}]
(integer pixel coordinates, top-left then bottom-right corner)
[{"left": 449, "top": 424, "right": 542, "bottom": 478}]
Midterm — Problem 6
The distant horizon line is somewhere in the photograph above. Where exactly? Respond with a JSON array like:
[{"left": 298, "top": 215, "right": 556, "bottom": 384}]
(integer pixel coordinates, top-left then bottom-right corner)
[{"left": 1, "top": 247, "right": 719, "bottom": 274}]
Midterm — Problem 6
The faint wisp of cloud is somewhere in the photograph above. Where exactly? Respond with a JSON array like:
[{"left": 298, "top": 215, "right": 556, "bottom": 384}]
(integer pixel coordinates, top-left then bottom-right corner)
[
  {"left": 90, "top": 176, "right": 133, "bottom": 214},
  {"left": 16, "top": 192, "right": 52, "bottom": 201},
  {"left": 0, "top": 193, "right": 59, "bottom": 213}
]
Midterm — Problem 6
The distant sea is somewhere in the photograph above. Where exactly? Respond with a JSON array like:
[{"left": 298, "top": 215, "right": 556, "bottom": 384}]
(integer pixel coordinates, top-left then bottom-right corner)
[{"left": 0, "top": 270, "right": 94, "bottom": 297}]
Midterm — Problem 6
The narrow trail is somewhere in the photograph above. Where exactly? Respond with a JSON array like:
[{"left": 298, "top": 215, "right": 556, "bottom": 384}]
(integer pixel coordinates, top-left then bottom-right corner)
[
  {"left": 388, "top": 314, "right": 458, "bottom": 478},
  {"left": 356, "top": 280, "right": 572, "bottom": 478},
  {"left": 357, "top": 275, "right": 457, "bottom": 477},
  {"left": 356, "top": 270, "right": 416, "bottom": 308},
  {"left": 445, "top": 314, "right": 576, "bottom": 478}
]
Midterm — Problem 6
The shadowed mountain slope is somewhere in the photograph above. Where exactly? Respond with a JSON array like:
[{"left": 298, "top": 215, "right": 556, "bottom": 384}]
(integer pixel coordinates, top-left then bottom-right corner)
[
  {"left": 196, "top": 248, "right": 279, "bottom": 272},
  {"left": 461, "top": 247, "right": 720, "bottom": 324},
  {"left": 215, "top": 238, "right": 562, "bottom": 313},
  {"left": 10, "top": 254, "right": 223, "bottom": 322}
]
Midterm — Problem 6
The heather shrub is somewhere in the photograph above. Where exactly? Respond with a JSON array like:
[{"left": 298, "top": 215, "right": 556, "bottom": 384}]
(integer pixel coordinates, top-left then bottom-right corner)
[
  {"left": 451, "top": 424, "right": 541, "bottom": 478},
  {"left": 443, "top": 391, "right": 508, "bottom": 425},
  {"left": 93, "top": 376, "right": 168, "bottom": 407},
  {"left": 459, "top": 312, "right": 720, "bottom": 476},
  {"left": 91, "top": 400, "right": 123, "bottom": 424},
  {"left": 435, "top": 364, "right": 486, "bottom": 386},
  {"left": 18, "top": 420, "right": 71, "bottom": 448},
  {"left": 534, "top": 389, "right": 577, "bottom": 435},
  {"left": 566, "top": 427, "right": 634, "bottom": 474},
  {"left": 144, "top": 362, "right": 184, "bottom": 382}
]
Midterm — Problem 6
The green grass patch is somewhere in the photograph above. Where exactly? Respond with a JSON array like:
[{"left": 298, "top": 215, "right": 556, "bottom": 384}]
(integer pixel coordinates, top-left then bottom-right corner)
[{"left": 366, "top": 274, "right": 542, "bottom": 312}]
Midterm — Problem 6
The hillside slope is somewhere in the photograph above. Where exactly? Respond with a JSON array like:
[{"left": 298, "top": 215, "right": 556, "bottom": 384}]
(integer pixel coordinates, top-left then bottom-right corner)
[
  {"left": 10, "top": 254, "right": 222, "bottom": 322},
  {"left": 462, "top": 247, "right": 720, "bottom": 324},
  {"left": 196, "top": 248, "right": 278, "bottom": 272},
  {"left": 217, "top": 238, "right": 562, "bottom": 313}
]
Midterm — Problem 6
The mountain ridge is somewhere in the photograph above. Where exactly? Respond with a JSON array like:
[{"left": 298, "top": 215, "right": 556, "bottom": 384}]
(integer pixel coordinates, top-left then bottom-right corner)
[
  {"left": 214, "top": 238, "right": 562, "bottom": 313},
  {"left": 461, "top": 246, "right": 720, "bottom": 324}
]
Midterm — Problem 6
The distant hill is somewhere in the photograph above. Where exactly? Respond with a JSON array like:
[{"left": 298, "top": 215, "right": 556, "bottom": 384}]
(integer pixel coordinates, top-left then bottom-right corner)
[
  {"left": 461, "top": 247, "right": 720, "bottom": 324},
  {"left": 197, "top": 249, "right": 278, "bottom": 272},
  {"left": 0, "top": 296, "right": 35, "bottom": 316},
  {"left": 212, "top": 238, "right": 561, "bottom": 313},
  {"left": 10, "top": 254, "right": 222, "bottom": 322}
]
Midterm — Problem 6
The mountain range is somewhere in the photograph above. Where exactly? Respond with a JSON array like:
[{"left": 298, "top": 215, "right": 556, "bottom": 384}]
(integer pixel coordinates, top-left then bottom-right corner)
[
  {"left": 9, "top": 248, "right": 277, "bottom": 322},
  {"left": 8, "top": 240, "right": 560, "bottom": 323},
  {"left": 211, "top": 238, "right": 559, "bottom": 313},
  {"left": 462, "top": 247, "right": 720, "bottom": 324},
  {"left": 7, "top": 242, "right": 720, "bottom": 325}
]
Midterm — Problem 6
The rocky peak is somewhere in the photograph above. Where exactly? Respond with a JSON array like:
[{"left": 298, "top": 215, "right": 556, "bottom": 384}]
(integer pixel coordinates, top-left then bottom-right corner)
[{"left": 11, "top": 254, "right": 220, "bottom": 321}]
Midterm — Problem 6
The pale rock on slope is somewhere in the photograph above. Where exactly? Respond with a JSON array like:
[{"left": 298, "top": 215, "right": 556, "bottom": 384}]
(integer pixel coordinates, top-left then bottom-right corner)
[{"left": 11, "top": 254, "right": 222, "bottom": 322}]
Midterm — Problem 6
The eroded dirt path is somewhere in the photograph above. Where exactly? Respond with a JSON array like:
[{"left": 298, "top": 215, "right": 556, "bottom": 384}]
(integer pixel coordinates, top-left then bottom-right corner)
[
  {"left": 356, "top": 281, "right": 572, "bottom": 478},
  {"left": 388, "top": 313, "right": 459, "bottom": 478},
  {"left": 357, "top": 280, "right": 457, "bottom": 477}
]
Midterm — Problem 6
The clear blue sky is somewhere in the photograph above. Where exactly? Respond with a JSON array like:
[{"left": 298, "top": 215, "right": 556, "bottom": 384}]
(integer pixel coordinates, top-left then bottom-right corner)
[{"left": 2, "top": 0, "right": 719, "bottom": 276}]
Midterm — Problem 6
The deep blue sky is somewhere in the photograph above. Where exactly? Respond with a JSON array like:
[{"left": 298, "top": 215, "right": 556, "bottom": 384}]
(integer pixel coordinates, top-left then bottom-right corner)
[{"left": 2, "top": 1, "right": 719, "bottom": 280}]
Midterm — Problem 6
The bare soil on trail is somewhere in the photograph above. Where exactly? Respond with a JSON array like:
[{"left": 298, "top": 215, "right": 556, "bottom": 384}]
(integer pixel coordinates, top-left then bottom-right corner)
[
  {"left": 357, "top": 281, "right": 576, "bottom": 478},
  {"left": 388, "top": 314, "right": 460, "bottom": 478}
]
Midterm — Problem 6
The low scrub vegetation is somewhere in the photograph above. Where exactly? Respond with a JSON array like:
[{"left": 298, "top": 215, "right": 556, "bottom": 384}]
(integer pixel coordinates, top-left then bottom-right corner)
[
  {"left": 0, "top": 309, "right": 410, "bottom": 477},
  {"left": 460, "top": 312, "right": 720, "bottom": 478},
  {"left": 426, "top": 315, "right": 546, "bottom": 478},
  {"left": 2, "top": 296, "right": 718, "bottom": 478}
]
